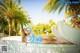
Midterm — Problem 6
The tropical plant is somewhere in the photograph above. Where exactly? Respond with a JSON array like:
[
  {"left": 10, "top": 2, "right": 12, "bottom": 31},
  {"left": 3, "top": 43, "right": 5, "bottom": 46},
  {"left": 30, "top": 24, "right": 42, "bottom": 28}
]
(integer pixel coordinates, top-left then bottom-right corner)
[
  {"left": 0, "top": 0, "right": 21, "bottom": 36},
  {"left": 31, "top": 20, "right": 56, "bottom": 36},
  {"left": 0, "top": 0, "right": 31, "bottom": 42},
  {"left": 49, "top": 20, "right": 56, "bottom": 27},
  {"left": 44, "top": 0, "right": 80, "bottom": 28},
  {"left": 13, "top": 9, "right": 31, "bottom": 42},
  {"left": 0, "top": 16, "right": 8, "bottom": 36}
]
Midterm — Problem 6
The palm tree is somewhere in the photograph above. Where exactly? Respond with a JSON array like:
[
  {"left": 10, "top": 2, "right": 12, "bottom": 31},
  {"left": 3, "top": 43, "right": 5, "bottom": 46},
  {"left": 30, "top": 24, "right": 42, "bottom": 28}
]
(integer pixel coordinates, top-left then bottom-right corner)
[
  {"left": 13, "top": 9, "right": 31, "bottom": 42},
  {"left": 0, "top": 0, "right": 21, "bottom": 36},
  {"left": 44, "top": 0, "right": 80, "bottom": 27},
  {"left": 0, "top": 0, "right": 31, "bottom": 42}
]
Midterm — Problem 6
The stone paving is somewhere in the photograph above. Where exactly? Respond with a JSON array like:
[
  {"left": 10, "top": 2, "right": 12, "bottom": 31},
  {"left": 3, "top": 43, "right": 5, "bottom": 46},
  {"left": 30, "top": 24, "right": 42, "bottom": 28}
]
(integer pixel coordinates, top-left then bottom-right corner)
[{"left": 0, "top": 40, "right": 80, "bottom": 53}]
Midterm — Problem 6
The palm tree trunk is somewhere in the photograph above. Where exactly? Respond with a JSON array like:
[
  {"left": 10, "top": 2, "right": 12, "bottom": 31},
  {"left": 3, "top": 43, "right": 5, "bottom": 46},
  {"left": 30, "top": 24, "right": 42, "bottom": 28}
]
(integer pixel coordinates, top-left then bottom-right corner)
[
  {"left": 71, "top": 5, "right": 79, "bottom": 27},
  {"left": 14, "top": 20, "right": 18, "bottom": 36},
  {"left": 3, "top": 29, "right": 4, "bottom": 37},
  {"left": 14, "top": 24, "right": 17, "bottom": 36},
  {"left": 20, "top": 24, "right": 25, "bottom": 42},
  {"left": 9, "top": 19, "right": 12, "bottom": 36}
]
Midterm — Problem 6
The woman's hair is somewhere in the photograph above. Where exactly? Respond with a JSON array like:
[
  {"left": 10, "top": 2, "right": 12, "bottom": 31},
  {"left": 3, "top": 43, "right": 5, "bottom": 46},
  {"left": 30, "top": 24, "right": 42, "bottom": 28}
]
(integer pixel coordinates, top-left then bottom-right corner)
[{"left": 24, "top": 28, "right": 30, "bottom": 36}]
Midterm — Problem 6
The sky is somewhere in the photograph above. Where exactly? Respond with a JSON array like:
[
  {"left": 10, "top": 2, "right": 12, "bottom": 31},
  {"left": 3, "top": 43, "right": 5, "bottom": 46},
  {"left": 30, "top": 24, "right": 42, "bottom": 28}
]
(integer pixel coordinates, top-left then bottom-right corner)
[{"left": 20, "top": 0, "right": 65, "bottom": 25}]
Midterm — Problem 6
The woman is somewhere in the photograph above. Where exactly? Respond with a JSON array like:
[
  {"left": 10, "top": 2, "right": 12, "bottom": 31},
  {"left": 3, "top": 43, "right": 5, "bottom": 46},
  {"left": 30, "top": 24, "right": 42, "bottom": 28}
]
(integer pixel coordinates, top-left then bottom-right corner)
[
  {"left": 24, "top": 28, "right": 42, "bottom": 44},
  {"left": 24, "top": 28, "right": 56, "bottom": 44}
]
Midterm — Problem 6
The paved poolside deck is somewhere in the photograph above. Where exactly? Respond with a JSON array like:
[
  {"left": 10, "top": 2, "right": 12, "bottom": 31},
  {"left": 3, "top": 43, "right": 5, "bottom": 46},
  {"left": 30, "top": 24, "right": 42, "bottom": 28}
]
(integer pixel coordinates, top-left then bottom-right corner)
[{"left": 0, "top": 36, "right": 80, "bottom": 53}]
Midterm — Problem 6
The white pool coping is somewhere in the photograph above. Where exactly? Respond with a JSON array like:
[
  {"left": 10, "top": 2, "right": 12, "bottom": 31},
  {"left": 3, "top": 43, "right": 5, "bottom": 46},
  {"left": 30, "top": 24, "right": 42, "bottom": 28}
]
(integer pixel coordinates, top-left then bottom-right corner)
[{"left": 1, "top": 36, "right": 22, "bottom": 41}]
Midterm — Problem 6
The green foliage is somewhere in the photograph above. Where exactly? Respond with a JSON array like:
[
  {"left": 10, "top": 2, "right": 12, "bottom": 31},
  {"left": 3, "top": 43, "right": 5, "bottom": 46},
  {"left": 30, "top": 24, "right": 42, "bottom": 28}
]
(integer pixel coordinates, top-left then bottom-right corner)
[
  {"left": 43, "top": 0, "right": 66, "bottom": 13},
  {"left": 44, "top": 0, "right": 80, "bottom": 28},
  {"left": 30, "top": 20, "right": 56, "bottom": 36},
  {"left": 0, "top": 0, "right": 31, "bottom": 36},
  {"left": 48, "top": 33, "right": 54, "bottom": 36},
  {"left": 0, "top": 0, "right": 22, "bottom": 36},
  {"left": 13, "top": 10, "right": 30, "bottom": 25},
  {"left": 44, "top": 0, "right": 80, "bottom": 16},
  {"left": 44, "top": 0, "right": 79, "bottom": 14}
]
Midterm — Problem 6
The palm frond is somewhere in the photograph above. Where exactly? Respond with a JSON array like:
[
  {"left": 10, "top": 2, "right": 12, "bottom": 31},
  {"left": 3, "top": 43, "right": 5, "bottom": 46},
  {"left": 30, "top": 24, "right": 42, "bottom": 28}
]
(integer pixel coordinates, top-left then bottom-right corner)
[
  {"left": 0, "top": 7, "right": 6, "bottom": 12},
  {"left": 58, "top": 4, "right": 65, "bottom": 14},
  {"left": 0, "top": 1, "right": 7, "bottom": 9},
  {"left": 44, "top": 0, "right": 65, "bottom": 14},
  {"left": 10, "top": 0, "right": 12, "bottom": 8}
]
